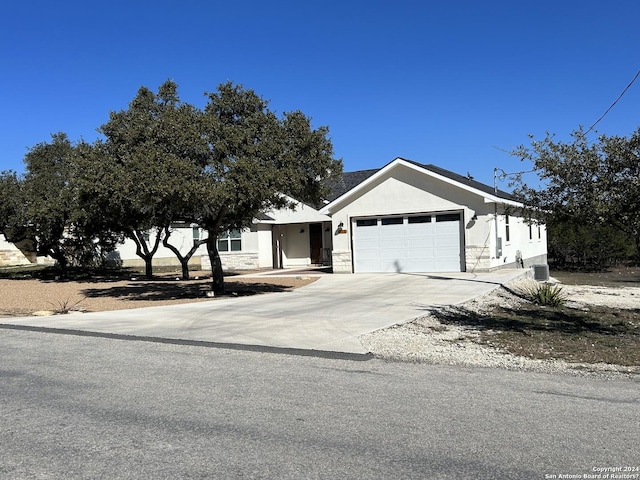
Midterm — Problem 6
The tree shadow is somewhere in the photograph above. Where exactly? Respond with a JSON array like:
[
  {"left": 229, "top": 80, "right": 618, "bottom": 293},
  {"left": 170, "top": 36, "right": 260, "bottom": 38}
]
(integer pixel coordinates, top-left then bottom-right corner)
[
  {"left": 0, "top": 266, "right": 210, "bottom": 283},
  {"left": 81, "top": 280, "right": 292, "bottom": 302},
  {"left": 430, "top": 303, "right": 638, "bottom": 336}
]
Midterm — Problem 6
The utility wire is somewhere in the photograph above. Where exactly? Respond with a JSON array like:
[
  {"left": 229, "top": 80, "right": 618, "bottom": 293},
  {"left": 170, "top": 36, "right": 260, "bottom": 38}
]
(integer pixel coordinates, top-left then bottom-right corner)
[{"left": 585, "top": 69, "right": 640, "bottom": 134}]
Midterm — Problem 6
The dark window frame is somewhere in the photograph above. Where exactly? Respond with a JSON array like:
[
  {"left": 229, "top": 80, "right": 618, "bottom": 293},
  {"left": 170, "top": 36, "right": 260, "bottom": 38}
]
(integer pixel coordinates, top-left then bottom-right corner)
[
  {"left": 356, "top": 219, "right": 377, "bottom": 227},
  {"left": 381, "top": 217, "right": 403, "bottom": 226},
  {"left": 435, "top": 213, "right": 461, "bottom": 222},
  {"left": 408, "top": 215, "right": 432, "bottom": 224}
]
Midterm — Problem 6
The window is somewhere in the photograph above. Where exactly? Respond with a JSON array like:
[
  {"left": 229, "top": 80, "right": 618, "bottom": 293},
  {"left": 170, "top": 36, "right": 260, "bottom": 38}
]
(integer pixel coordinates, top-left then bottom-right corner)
[
  {"left": 192, "top": 227, "right": 200, "bottom": 244},
  {"left": 436, "top": 213, "right": 460, "bottom": 222},
  {"left": 408, "top": 215, "right": 431, "bottom": 224},
  {"left": 528, "top": 224, "right": 533, "bottom": 240},
  {"left": 505, "top": 215, "right": 510, "bottom": 242},
  {"left": 538, "top": 225, "right": 541, "bottom": 239},
  {"left": 381, "top": 217, "right": 403, "bottom": 226},
  {"left": 356, "top": 219, "right": 377, "bottom": 227},
  {"left": 218, "top": 229, "right": 241, "bottom": 252}
]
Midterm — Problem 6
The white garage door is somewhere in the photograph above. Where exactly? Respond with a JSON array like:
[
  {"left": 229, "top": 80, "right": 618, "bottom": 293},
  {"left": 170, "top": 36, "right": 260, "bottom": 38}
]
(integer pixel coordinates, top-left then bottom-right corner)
[{"left": 352, "top": 213, "right": 462, "bottom": 273}]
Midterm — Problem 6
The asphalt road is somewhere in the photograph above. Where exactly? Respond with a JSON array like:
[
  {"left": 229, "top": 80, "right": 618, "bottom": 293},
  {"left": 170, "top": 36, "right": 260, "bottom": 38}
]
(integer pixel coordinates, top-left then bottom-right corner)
[{"left": 1, "top": 329, "right": 639, "bottom": 479}]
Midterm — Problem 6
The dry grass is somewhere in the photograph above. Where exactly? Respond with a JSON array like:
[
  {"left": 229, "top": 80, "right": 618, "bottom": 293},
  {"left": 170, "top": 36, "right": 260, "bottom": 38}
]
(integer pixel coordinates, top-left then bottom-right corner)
[{"left": 0, "top": 266, "right": 317, "bottom": 317}]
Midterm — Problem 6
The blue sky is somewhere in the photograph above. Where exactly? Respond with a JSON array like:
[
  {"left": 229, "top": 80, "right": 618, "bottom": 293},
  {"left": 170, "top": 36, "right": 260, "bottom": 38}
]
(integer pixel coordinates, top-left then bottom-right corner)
[{"left": 1, "top": 0, "right": 639, "bottom": 188}]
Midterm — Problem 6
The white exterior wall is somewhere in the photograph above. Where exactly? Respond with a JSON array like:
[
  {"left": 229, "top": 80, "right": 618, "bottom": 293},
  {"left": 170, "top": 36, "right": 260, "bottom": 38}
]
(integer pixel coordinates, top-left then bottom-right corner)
[
  {"left": 280, "top": 224, "right": 311, "bottom": 267},
  {"left": 491, "top": 210, "right": 547, "bottom": 269},
  {"left": 114, "top": 227, "right": 207, "bottom": 265},
  {"left": 466, "top": 206, "right": 548, "bottom": 271},
  {"left": 114, "top": 226, "right": 264, "bottom": 270}
]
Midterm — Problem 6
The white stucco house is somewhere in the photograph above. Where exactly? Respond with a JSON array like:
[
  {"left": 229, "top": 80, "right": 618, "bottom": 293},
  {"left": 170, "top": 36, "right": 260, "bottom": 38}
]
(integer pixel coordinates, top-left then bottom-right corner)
[
  {"left": 113, "top": 157, "right": 547, "bottom": 273},
  {"left": 320, "top": 158, "right": 546, "bottom": 273}
]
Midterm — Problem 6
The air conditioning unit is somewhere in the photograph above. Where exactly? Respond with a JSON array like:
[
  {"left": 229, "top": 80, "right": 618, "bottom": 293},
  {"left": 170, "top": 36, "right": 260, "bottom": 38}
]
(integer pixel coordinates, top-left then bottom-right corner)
[{"left": 532, "top": 264, "right": 549, "bottom": 281}]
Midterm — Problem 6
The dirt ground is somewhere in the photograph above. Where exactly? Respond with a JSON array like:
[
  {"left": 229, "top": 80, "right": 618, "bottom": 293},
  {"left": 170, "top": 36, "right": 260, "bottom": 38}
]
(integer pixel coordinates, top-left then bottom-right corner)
[{"left": 0, "top": 271, "right": 317, "bottom": 317}]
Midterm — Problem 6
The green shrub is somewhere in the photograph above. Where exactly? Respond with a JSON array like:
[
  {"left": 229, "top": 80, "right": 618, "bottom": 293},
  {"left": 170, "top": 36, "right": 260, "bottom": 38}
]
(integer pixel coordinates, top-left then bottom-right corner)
[{"left": 516, "top": 280, "right": 567, "bottom": 307}]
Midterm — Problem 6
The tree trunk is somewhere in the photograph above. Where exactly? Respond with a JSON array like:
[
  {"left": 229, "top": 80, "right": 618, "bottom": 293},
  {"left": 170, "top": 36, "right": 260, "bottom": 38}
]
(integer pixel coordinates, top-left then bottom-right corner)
[
  {"left": 181, "top": 261, "right": 190, "bottom": 280},
  {"left": 130, "top": 228, "right": 163, "bottom": 279},
  {"left": 51, "top": 248, "right": 69, "bottom": 278},
  {"left": 162, "top": 227, "right": 209, "bottom": 280},
  {"left": 144, "top": 257, "right": 153, "bottom": 279},
  {"left": 206, "top": 233, "right": 225, "bottom": 294}
]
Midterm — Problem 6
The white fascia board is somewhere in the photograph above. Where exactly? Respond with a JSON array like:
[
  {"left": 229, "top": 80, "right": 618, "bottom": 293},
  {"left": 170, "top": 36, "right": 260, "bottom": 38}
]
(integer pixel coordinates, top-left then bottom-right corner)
[
  {"left": 258, "top": 194, "right": 331, "bottom": 225},
  {"left": 483, "top": 196, "right": 523, "bottom": 207}
]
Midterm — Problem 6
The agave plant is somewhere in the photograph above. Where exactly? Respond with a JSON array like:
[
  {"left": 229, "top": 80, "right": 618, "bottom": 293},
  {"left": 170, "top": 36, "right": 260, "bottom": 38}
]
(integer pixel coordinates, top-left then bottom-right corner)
[{"left": 515, "top": 280, "right": 567, "bottom": 307}]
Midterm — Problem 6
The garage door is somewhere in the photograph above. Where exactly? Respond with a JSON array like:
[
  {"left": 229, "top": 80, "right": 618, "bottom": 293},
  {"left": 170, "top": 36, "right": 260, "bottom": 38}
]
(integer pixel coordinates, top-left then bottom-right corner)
[{"left": 352, "top": 213, "right": 462, "bottom": 273}]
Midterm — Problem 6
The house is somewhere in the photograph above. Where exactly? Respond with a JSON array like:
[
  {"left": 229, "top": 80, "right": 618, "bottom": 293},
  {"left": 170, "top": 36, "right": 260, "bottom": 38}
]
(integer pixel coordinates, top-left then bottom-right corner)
[
  {"left": 319, "top": 158, "right": 546, "bottom": 273},
  {"left": 5, "top": 157, "right": 545, "bottom": 273},
  {"left": 113, "top": 157, "right": 547, "bottom": 273}
]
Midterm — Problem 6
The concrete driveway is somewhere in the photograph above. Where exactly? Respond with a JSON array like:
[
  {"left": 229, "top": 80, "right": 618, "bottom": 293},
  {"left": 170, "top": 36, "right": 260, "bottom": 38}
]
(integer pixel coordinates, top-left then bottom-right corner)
[{"left": 2, "top": 270, "right": 526, "bottom": 354}]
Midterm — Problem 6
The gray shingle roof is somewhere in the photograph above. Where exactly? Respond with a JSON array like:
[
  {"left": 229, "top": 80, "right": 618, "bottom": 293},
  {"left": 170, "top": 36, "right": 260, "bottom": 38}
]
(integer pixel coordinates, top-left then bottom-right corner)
[
  {"left": 255, "top": 212, "right": 275, "bottom": 221},
  {"left": 323, "top": 168, "right": 379, "bottom": 202}
]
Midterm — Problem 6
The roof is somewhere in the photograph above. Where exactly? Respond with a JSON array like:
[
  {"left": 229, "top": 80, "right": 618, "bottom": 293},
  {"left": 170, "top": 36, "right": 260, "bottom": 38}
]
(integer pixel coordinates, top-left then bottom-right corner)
[
  {"left": 320, "top": 157, "right": 519, "bottom": 213},
  {"left": 255, "top": 212, "right": 275, "bottom": 221},
  {"left": 400, "top": 158, "right": 516, "bottom": 201},
  {"left": 323, "top": 168, "right": 379, "bottom": 203}
]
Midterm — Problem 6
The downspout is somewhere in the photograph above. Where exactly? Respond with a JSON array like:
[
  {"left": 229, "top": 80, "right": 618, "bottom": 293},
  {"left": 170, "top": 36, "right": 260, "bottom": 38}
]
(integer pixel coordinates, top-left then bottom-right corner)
[
  {"left": 494, "top": 202, "right": 499, "bottom": 259},
  {"left": 493, "top": 170, "right": 500, "bottom": 260}
]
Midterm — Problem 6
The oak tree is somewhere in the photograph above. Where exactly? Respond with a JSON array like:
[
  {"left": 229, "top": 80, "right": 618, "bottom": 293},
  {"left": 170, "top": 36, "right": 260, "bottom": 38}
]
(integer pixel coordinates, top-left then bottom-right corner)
[
  {"left": 85, "top": 80, "right": 206, "bottom": 278},
  {"left": 512, "top": 128, "right": 640, "bottom": 263},
  {"left": 194, "top": 82, "right": 342, "bottom": 293}
]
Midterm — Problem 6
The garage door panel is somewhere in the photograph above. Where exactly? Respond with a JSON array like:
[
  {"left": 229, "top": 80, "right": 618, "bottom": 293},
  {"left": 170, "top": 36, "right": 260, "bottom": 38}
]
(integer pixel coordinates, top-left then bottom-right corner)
[
  {"left": 408, "top": 235, "right": 436, "bottom": 248},
  {"left": 357, "top": 238, "right": 381, "bottom": 250},
  {"left": 353, "top": 213, "right": 461, "bottom": 273},
  {"left": 380, "top": 238, "right": 407, "bottom": 250}
]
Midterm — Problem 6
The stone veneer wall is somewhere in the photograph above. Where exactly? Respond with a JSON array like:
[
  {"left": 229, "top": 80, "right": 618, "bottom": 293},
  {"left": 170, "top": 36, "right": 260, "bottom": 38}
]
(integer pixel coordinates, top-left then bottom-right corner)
[
  {"left": 201, "top": 252, "right": 260, "bottom": 271},
  {"left": 464, "top": 245, "right": 492, "bottom": 272},
  {"left": 0, "top": 249, "right": 32, "bottom": 267},
  {"left": 331, "top": 251, "right": 353, "bottom": 273},
  {"left": 121, "top": 257, "right": 202, "bottom": 269}
]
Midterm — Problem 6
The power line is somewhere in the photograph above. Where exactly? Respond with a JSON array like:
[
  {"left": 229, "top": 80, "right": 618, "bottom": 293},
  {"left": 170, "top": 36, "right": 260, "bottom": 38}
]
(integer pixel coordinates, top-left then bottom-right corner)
[{"left": 585, "top": 69, "right": 640, "bottom": 134}]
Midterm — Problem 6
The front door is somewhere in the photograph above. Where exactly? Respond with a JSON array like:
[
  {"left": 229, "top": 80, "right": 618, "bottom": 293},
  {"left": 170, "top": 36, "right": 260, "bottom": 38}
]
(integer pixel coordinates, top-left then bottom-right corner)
[{"left": 309, "top": 223, "right": 323, "bottom": 264}]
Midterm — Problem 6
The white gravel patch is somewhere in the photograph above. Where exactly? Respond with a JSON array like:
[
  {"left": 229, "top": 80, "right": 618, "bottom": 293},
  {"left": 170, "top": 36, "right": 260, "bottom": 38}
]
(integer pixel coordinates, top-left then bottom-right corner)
[
  {"left": 561, "top": 284, "right": 640, "bottom": 309},
  {"left": 360, "top": 278, "right": 640, "bottom": 378}
]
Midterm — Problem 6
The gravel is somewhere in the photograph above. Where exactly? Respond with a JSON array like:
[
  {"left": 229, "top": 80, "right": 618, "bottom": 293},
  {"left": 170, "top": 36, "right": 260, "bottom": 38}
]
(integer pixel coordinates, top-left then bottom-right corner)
[{"left": 360, "top": 278, "right": 640, "bottom": 378}]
